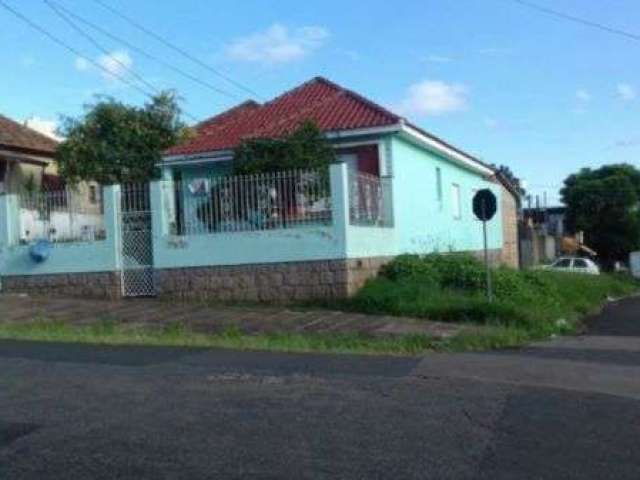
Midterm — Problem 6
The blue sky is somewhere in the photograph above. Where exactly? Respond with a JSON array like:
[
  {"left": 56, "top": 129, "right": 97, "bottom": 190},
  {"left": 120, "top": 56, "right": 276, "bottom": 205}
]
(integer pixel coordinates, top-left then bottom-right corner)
[{"left": 2, "top": 0, "right": 639, "bottom": 205}]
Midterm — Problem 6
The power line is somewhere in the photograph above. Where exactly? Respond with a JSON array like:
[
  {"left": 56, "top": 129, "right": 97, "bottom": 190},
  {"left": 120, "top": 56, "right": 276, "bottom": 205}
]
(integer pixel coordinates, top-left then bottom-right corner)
[
  {"left": 43, "top": 0, "right": 160, "bottom": 96},
  {"left": 0, "top": 0, "right": 155, "bottom": 99},
  {"left": 43, "top": 0, "right": 201, "bottom": 123},
  {"left": 45, "top": 0, "right": 245, "bottom": 103},
  {"left": 0, "top": 0, "right": 200, "bottom": 123},
  {"left": 91, "top": 0, "right": 263, "bottom": 100},
  {"left": 507, "top": 0, "right": 640, "bottom": 42}
]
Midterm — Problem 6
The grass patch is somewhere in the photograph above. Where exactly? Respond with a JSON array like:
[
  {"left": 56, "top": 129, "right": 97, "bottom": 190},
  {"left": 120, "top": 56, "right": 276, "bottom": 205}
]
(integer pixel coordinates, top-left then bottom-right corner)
[
  {"left": 1, "top": 255, "right": 636, "bottom": 356},
  {"left": 0, "top": 319, "right": 439, "bottom": 356},
  {"left": 338, "top": 253, "right": 640, "bottom": 347}
]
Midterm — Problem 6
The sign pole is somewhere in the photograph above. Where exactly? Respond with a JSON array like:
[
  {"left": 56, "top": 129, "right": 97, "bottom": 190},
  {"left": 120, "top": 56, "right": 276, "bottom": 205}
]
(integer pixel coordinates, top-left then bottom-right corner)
[
  {"left": 473, "top": 189, "right": 497, "bottom": 303},
  {"left": 482, "top": 200, "right": 493, "bottom": 302}
]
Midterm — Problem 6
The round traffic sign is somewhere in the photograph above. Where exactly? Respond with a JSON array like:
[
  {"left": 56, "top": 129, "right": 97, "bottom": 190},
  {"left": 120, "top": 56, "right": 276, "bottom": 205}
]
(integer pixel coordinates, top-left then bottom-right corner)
[{"left": 473, "top": 189, "right": 497, "bottom": 221}]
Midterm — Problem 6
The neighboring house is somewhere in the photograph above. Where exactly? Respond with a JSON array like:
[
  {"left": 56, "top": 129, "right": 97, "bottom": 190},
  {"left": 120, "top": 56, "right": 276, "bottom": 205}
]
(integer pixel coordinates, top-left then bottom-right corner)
[
  {"left": 0, "top": 114, "right": 103, "bottom": 244},
  {"left": 520, "top": 206, "right": 595, "bottom": 266},
  {"left": 523, "top": 206, "right": 567, "bottom": 238},
  {"left": 0, "top": 114, "right": 59, "bottom": 194}
]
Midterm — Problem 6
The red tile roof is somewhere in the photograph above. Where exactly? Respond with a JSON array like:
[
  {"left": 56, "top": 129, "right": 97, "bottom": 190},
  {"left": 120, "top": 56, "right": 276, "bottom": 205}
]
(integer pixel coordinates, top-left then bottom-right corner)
[
  {"left": 0, "top": 114, "right": 58, "bottom": 156},
  {"left": 166, "top": 77, "right": 402, "bottom": 156}
]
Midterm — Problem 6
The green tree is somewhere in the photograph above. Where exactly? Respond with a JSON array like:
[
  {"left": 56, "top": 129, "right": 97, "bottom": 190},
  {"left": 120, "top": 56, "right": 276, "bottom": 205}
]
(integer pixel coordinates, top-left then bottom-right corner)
[
  {"left": 232, "top": 121, "right": 335, "bottom": 174},
  {"left": 561, "top": 164, "right": 640, "bottom": 268},
  {"left": 56, "top": 91, "right": 191, "bottom": 184}
]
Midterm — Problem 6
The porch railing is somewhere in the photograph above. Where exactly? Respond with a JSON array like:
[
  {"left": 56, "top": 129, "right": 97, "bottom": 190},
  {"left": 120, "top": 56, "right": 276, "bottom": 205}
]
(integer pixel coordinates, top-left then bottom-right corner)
[
  {"left": 349, "top": 172, "right": 393, "bottom": 227},
  {"left": 18, "top": 187, "right": 106, "bottom": 243},
  {"left": 169, "top": 169, "right": 332, "bottom": 236}
]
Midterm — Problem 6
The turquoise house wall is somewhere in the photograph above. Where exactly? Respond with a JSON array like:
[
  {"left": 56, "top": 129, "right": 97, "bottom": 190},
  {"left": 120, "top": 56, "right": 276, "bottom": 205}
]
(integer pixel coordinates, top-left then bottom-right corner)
[
  {"left": 390, "top": 135, "right": 503, "bottom": 255},
  {"left": 0, "top": 186, "right": 121, "bottom": 276}
]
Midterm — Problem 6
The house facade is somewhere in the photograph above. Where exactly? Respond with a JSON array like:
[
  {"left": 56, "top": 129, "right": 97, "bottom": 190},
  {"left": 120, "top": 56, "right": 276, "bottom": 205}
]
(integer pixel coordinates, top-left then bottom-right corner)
[
  {"left": 152, "top": 77, "right": 514, "bottom": 299},
  {"left": 0, "top": 114, "right": 59, "bottom": 194},
  {"left": 0, "top": 78, "right": 518, "bottom": 301}
]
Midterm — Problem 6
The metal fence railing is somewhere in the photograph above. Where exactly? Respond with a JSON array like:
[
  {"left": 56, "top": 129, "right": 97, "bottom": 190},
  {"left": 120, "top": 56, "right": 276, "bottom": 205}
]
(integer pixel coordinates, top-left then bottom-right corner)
[
  {"left": 168, "top": 169, "right": 332, "bottom": 236},
  {"left": 18, "top": 187, "right": 106, "bottom": 243},
  {"left": 349, "top": 172, "right": 393, "bottom": 227}
]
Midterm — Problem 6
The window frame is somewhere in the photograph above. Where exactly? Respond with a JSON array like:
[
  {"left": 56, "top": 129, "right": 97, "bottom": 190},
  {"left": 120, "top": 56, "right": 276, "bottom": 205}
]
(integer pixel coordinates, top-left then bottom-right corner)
[
  {"left": 451, "top": 183, "right": 462, "bottom": 220},
  {"left": 436, "top": 167, "right": 443, "bottom": 211},
  {"left": 88, "top": 185, "right": 98, "bottom": 205},
  {"left": 554, "top": 258, "right": 572, "bottom": 269},
  {"left": 573, "top": 259, "right": 589, "bottom": 269}
]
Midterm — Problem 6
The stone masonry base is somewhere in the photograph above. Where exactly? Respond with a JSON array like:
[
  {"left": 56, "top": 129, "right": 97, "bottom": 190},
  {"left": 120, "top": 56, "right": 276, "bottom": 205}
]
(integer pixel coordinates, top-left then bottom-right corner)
[
  {"left": 0, "top": 249, "right": 503, "bottom": 302},
  {"left": 155, "top": 257, "right": 394, "bottom": 303},
  {"left": 1, "top": 271, "right": 122, "bottom": 300}
]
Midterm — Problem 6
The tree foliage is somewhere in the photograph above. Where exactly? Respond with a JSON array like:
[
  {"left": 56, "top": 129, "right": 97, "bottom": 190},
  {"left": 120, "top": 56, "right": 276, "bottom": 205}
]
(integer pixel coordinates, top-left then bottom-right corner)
[
  {"left": 195, "top": 122, "right": 335, "bottom": 232},
  {"left": 56, "top": 91, "right": 191, "bottom": 184},
  {"left": 560, "top": 164, "right": 640, "bottom": 267},
  {"left": 232, "top": 121, "right": 335, "bottom": 174}
]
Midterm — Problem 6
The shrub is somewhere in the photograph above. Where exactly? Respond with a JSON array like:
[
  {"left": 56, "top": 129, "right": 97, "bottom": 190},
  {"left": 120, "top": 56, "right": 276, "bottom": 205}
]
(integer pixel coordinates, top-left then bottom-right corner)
[
  {"left": 380, "top": 253, "right": 486, "bottom": 290},
  {"left": 348, "top": 253, "right": 640, "bottom": 338},
  {"left": 379, "top": 254, "right": 440, "bottom": 285}
]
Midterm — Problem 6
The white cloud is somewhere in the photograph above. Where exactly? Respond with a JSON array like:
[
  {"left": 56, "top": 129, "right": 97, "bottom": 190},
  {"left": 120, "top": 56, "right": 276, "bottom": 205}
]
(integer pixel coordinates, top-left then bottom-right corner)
[
  {"left": 24, "top": 117, "right": 62, "bottom": 141},
  {"left": 617, "top": 83, "right": 637, "bottom": 102},
  {"left": 575, "top": 89, "right": 592, "bottom": 103},
  {"left": 74, "top": 50, "right": 133, "bottom": 84},
  {"left": 397, "top": 80, "right": 468, "bottom": 116},
  {"left": 225, "top": 24, "right": 329, "bottom": 64},
  {"left": 97, "top": 50, "right": 133, "bottom": 82}
]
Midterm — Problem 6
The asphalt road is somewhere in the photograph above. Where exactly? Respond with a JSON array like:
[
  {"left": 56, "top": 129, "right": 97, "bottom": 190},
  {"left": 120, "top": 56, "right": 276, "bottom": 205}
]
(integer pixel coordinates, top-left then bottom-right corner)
[{"left": 1, "top": 299, "right": 640, "bottom": 479}]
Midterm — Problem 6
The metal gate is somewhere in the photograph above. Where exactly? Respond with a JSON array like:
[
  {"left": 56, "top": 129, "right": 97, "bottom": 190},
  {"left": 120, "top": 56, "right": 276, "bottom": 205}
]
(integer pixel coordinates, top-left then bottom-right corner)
[{"left": 120, "top": 183, "right": 156, "bottom": 297}]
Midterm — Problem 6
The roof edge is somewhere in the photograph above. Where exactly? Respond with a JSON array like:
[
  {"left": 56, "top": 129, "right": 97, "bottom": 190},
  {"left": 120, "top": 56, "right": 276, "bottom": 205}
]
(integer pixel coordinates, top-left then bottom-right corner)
[{"left": 399, "top": 124, "right": 495, "bottom": 176}]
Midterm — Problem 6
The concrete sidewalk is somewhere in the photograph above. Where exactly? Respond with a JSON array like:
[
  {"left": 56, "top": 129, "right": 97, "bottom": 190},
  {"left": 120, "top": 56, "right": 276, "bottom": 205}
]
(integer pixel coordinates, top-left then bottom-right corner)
[{"left": 0, "top": 293, "right": 461, "bottom": 339}]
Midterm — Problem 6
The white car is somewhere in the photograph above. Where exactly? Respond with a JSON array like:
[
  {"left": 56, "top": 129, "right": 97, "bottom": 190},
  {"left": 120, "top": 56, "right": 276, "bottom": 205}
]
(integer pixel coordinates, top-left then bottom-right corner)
[{"left": 543, "top": 257, "right": 600, "bottom": 275}]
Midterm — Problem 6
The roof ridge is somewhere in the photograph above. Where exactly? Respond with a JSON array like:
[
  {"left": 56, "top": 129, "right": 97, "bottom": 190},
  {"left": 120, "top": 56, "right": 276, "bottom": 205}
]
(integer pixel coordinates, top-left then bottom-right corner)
[
  {"left": 0, "top": 114, "right": 59, "bottom": 153},
  {"left": 0, "top": 114, "right": 60, "bottom": 145},
  {"left": 314, "top": 77, "right": 402, "bottom": 124},
  {"left": 245, "top": 80, "right": 345, "bottom": 138},
  {"left": 255, "top": 76, "right": 341, "bottom": 110},
  {"left": 196, "top": 100, "right": 260, "bottom": 130}
]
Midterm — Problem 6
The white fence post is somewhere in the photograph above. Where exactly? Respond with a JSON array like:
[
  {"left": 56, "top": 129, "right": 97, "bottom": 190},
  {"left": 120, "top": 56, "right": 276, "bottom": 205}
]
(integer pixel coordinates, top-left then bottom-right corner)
[
  {"left": 0, "top": 194, "right": 19, "bottom": 247},
  {"left": 330, "top": 162, "right": 349, "bottom": 257},
  {"left": 102, "top": 185, "right": 122, "bottom": 271}
]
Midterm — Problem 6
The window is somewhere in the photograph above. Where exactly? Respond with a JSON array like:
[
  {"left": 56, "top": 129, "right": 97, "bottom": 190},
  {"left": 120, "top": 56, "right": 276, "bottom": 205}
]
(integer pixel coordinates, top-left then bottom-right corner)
[
  {"left": 436, "top": 167, "right": 443, "bottom": 210},
  {"left": 554, "top": 259, "right": 572, "bottom": 269},
  {"left": 451, "top": 183, "right": 461, "bottom": 219},
  {"left": 89, "top": 185, "right": 98, "bottom": 204},
  {"left": 573, "top": 259, "right": 588, "bottom": 269}
]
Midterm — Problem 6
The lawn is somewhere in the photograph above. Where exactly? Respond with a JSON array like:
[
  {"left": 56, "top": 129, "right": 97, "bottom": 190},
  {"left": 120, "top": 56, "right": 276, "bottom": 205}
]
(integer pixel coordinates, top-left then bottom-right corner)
[
  {"left": 0, "top": 320, "right": 439, "bottom": 356},
  {"left": 0, "top": 254, "right": 636, "bottom": 356},
  {"left": 338, "top": 254, "right": 639, "bottom": 346}
]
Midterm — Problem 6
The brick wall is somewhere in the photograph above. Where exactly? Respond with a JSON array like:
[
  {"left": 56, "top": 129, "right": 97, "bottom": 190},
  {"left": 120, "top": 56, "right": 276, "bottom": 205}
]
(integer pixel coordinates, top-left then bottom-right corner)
[
  {"left": 155, "top": 260, "right": 353, "bottom": 302},
  {"left": 500, "top": 185, "right": 520, "bottom": 268},
  {"left": 1, "top": 271, "right": 121, "bottom": 299},
  {"left": 1, "top": 249, "right": 507, "bottom": 302}
]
